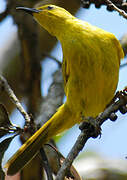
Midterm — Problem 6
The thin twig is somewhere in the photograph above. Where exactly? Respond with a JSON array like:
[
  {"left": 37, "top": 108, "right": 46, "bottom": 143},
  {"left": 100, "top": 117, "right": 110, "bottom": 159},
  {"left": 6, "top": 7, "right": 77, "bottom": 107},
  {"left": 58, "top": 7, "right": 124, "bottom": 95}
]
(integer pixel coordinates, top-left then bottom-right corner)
[
  {"left": 56, "top": 131, "right": 89, "bottom": 180},
  {"left": 105, "top": 0, "right": 127, "bottom": 19},
  {"left": 120, "top": 62, "right": 127, "bottom": 69},
  {"left": 42, "top": 53, "right": 61, "bottom": 67},
  {"left": 40, "top": 148, "right": 53, "bottom": 180},
  {"left": 56, "top": 91, "right": 127, "bottom": 180},
  {"left": 0, "top": 75, "right": 31, "bottom": 123},
  {"left": 0, "top": 8, "right": 9, "bottom": 22}
]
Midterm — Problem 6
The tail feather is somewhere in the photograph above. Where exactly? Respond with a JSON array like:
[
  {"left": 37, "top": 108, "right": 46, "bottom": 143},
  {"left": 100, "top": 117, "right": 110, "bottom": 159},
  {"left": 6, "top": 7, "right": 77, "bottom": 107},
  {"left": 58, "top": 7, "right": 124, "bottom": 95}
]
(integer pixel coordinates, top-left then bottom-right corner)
[{"left": 4, "top": 103, "right": 74, "bottom": 175}]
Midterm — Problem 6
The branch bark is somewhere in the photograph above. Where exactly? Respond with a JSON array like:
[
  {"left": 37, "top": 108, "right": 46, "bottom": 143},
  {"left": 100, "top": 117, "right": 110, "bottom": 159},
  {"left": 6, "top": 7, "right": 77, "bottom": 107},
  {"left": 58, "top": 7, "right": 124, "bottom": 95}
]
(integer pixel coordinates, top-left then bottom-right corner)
[
  {"left": 105, "top": 0, "right": 127, "bottom": 19},
  {"left": 56, "top": 90, "right": 127, "bottom": 180},
  {"left": 0, "top": 75, "right": 31, "bottom": 123}
]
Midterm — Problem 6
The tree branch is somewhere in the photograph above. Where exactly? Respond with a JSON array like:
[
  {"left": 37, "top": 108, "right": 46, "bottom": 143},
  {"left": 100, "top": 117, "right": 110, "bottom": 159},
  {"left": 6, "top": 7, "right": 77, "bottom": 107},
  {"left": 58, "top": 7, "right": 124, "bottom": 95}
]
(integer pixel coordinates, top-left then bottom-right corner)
[
  {"left": 36, "top": 69, "right": 64, "bottom": 126},
  {"left": 81, "top": 0, "right": 127, "bottom": 15},
  {"left": 120, "top": 33, "right": 127, "bottom": 57},
  {"left": 42, "top": 53, "right": 62, "bottom": 67},
  {"left": 120, "top": 63, "right": 127, "bottom": 69},
  {"left": 0, "top": 74, "right": 31, "bottom": 124},
  {"left": 40, "top": 148, "right": 53, "bottom": 180},
  {"left": 0, "top": 8, "right": 9, "bottom": 22},
  {"left": 56, "top": 90, "right": 127, "bottom": 180},
  {"left": 104, "top": 0, "right": 127, "bottom": 19}
]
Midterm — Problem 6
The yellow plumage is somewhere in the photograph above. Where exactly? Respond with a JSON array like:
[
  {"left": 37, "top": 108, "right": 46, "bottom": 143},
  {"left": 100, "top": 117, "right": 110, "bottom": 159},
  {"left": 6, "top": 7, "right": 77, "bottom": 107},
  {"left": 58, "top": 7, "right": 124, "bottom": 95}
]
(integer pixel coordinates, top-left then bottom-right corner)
[{"left": 5, "top": 4, "right": 124, "bottom": 175}]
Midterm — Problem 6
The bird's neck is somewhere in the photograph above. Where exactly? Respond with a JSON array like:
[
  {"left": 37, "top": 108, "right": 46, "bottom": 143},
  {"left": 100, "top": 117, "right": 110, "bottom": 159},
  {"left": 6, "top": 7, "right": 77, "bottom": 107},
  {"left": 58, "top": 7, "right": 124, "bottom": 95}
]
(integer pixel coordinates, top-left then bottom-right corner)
[{"left": 48, "top": 16, "right": 77, "bottom": 40}]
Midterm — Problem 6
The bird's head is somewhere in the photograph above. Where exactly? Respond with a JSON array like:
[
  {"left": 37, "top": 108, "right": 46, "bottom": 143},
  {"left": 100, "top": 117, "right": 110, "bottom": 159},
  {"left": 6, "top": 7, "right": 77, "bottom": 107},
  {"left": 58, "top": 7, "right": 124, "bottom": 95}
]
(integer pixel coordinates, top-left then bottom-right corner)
[{"left": 16, "top": 4, "right": 73, "bottom": 36}]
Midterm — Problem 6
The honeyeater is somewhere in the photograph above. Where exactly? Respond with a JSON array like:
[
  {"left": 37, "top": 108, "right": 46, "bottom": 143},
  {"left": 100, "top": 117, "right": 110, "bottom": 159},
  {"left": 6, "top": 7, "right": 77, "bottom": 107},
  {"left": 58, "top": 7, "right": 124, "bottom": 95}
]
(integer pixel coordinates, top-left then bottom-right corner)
[{"left": 4, "top": 4, "right": 124, "bottom": 175}]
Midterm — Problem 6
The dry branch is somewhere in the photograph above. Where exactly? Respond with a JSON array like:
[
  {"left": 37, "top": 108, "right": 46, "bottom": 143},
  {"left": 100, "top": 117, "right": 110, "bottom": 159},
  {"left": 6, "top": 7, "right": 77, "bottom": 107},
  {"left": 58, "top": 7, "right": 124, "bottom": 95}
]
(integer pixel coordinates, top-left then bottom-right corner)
[
  {"left": 56, "top": 90, "right": 127, "bottom": 180},
  {"left": 105, "top": 0, "right": 127, "bottom": 19},
  {"left": 0, "top": 75, "right": 31, "bottom": 123}
]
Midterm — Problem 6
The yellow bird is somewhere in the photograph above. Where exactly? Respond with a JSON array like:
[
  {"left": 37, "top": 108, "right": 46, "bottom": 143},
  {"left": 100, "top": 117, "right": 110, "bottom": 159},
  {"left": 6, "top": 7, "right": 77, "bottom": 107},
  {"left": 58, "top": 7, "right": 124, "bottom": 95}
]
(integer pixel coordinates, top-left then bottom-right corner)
[{"left": 5, "top": 4, "right": 124, "bottom": 175}]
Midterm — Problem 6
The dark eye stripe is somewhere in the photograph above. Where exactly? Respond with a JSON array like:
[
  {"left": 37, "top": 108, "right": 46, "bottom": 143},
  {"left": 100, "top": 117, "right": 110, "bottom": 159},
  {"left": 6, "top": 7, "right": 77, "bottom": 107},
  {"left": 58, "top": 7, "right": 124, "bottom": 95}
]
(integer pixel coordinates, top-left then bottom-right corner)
[{"left": 47, "top": 6, "right": 53, "bottom": 10}]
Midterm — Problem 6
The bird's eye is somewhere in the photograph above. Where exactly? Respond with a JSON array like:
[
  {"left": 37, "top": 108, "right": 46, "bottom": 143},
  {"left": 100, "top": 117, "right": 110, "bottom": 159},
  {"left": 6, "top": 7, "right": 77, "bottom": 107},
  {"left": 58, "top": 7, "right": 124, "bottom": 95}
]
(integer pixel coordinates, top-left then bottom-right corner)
[{"left": 47, "top": 6, "right": 53, "bottom": 10}]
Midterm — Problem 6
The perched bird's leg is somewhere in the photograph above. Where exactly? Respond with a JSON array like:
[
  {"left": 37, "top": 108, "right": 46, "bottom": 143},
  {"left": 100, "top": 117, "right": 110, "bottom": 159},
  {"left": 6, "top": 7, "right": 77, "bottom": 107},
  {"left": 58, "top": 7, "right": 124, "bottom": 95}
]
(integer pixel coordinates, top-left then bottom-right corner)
[
  {"left": 116, "top": 89, "right": 127, "bottom": 114},
  {"left": 79, "top": 116, "right": 101, "bottom": 138},
  {"left": 107, "top": 88, "right": 127, "bottom": 107},
  {"left": 106, "top": 89, "right": 127, "bottom": 119}
]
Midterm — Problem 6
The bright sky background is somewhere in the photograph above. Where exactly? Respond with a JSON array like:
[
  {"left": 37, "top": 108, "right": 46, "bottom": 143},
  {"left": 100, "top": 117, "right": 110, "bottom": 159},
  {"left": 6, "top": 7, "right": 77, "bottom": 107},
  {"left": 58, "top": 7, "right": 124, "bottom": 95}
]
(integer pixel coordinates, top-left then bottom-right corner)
[{"left": 0, "top": 1, "right": 127, "bottom": 165}]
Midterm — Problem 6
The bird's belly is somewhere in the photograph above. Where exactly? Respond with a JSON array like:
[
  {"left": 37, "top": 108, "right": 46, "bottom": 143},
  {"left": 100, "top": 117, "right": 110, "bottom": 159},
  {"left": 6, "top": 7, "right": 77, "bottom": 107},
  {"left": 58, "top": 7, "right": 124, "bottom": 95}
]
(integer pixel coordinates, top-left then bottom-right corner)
[{"left": 65, "top": 67, "right": 118, "bottom": 122}]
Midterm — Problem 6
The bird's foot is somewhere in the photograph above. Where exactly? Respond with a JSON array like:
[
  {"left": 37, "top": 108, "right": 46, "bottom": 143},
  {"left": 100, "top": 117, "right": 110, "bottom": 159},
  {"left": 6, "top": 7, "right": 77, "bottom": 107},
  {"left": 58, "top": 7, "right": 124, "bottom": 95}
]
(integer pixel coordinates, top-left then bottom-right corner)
[
  {"left": 107, "top": 88, "right": 127, "bottom": 107},
  {"left": 107, "top": 89, "right": 127, "bottom": 116},
  {"left": 117, "top": 88, "right": 127, "bottom": 114},
  {"left": 79, "top": 116, "right": 101, "bottom": 138}
]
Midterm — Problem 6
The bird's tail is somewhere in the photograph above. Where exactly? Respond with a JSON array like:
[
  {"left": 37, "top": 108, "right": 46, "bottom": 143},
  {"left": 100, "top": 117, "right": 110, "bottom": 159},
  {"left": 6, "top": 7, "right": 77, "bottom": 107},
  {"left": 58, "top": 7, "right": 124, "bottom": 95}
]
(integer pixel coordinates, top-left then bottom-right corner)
[{"left": 5, "top": 103, "right": 74, "bottom": 175}]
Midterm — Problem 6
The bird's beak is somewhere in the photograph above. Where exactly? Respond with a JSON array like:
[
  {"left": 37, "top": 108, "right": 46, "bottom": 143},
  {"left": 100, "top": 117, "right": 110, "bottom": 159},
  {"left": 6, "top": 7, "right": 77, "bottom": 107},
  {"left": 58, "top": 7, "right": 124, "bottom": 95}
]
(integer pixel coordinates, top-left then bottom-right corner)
[{"left": 16, "top": 7, "right": 41, "bottom": 15}]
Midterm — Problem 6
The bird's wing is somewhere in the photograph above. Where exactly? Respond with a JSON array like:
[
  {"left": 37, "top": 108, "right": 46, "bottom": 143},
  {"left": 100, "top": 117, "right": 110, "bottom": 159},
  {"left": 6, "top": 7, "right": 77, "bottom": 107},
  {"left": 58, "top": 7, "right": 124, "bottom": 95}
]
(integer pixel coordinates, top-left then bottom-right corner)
[{"left": 62, "top": 56, "right": 70, "bottom": 93}]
